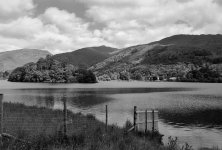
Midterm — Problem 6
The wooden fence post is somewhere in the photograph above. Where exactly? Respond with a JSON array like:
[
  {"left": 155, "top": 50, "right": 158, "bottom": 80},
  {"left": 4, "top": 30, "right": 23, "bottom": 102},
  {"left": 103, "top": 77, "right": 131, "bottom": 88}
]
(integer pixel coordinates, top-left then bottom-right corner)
[
  {"left": 63, "top": 97, "right": 67, "bottom": 138},
  {"left": 152, "top": 109, "right": 155, "bottom": 133},
  {"left": 145, "top": 109, "right": 147, "bottom": 133},
  {"left": 133, "top": 106, "right": 137, "bottom": 131},
  {"left": 105, "top": 105, "right": 108, "bottom": 131},
  {"left": 0, "top": 94, "right": 3, "bottom": 146}
]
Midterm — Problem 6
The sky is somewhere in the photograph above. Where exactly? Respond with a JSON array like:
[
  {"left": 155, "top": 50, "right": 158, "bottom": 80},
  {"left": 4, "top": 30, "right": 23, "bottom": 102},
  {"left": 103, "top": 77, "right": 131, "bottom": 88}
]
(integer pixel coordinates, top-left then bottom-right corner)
[{"left": 0, "top": 0, "right": 222, "bottom": 54}]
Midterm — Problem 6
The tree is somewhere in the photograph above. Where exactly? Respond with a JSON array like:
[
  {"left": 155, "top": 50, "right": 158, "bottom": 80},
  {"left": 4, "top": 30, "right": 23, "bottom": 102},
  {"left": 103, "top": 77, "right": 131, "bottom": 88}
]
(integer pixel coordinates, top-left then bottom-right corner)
[
  {"left": 119, "top": 72, "right": 129, "bottom": 80},
  {"left": 76, "top": 69, "right": 97, "bottom": 83},
  {"left": 182, "top": 65, "right": 221, "bottom": 82},
  {"left": 8, "top": 56, "right": 97, "bottom": 83},
  {"left": 130, "top": 72, "right": 142, "bottom": 80}
]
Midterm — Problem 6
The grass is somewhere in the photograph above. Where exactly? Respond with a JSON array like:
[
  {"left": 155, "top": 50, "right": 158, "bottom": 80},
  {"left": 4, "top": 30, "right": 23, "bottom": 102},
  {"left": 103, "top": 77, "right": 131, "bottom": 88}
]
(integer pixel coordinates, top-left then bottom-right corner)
[{"left": 0, "top": 102, "right": 221, "bottom": 150}]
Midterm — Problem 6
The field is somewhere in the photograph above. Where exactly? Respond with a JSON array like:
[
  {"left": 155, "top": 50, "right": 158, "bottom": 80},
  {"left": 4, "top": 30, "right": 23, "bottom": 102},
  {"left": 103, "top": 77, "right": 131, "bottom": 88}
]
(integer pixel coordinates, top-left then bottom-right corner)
[{"left": 0, "top": 102, "right": 220, "bottom": 150}]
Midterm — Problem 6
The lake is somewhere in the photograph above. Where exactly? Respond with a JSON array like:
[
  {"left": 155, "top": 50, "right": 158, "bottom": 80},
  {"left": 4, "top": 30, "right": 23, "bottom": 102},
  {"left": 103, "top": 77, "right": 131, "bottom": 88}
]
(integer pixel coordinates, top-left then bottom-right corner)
[{"left": 0, "top": 80, "right": 222, "bottom": 149}]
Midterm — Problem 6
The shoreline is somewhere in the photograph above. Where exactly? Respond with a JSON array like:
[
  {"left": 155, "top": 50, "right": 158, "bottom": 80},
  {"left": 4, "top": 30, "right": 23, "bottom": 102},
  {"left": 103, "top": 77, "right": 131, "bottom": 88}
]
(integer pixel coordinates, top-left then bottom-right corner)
[
  {"left": 1, "top": 102, "right": 165, "bottom": 150},
  {"left": 1, "top": 78, "right": 222, "bottom": 84},
  {"left": 1, "top": 102, "right": 221, "bottom": 150}
]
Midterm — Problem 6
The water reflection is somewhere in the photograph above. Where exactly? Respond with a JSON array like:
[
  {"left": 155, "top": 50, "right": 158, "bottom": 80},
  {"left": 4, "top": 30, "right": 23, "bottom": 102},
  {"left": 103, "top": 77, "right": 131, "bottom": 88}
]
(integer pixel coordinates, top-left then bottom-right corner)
[
  {"left": 0, "top": 87, "right": 193, "bottom": 109},
  {"left": 0, "top": 82, "right": 222, "bottom": 148},
  {"left": 8, "top": 87, "right": 193, "bottom": 94},
  {"left": 159, "top": 109, "right": 222, "bottom": 128},
  {"left": 36, "top": 95, "right": 55, "bottom": 108},
  {"left": 4, "top": 88, "right": 222, "bottom": 129},
  {"left": 68, "top": 94, "right": 113, "bottom": 108}
]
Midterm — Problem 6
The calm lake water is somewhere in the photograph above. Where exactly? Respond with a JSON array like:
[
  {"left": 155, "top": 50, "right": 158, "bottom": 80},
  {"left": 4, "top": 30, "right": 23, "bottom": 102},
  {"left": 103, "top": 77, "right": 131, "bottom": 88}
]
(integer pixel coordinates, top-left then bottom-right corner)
[{"left": 0, "top": 80, "right": 222, "bottom": 149}]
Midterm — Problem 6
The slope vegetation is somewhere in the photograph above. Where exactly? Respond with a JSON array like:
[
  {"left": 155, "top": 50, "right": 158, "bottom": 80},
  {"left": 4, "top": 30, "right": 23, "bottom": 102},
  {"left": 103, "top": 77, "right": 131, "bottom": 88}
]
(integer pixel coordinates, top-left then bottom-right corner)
[
  {"left": 143, "top": 34, "right": 222, "bottom": 65},
  {"left": 53, "top": 46, "right": 118, "bottom": 67},
  {"left": 91, "top": 34, "right": 222, "bottom": 82}
]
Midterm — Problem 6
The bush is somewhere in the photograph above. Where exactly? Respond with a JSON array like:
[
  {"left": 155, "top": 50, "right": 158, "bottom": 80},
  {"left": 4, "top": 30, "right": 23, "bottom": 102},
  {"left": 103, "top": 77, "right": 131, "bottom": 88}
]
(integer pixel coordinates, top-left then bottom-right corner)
[
  {"left": 130, "top": 73, "right": 143, "bottom": 80},
  {"left": 119, "top": 72, "right": 130, "bottom": 80},
  {"left": 75, "top": 69, "right": 97, "bottom": 83}
]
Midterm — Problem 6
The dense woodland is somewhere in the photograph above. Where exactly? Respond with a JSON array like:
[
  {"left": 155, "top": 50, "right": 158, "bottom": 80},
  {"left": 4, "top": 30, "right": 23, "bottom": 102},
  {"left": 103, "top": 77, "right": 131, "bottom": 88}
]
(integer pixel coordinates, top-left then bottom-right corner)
[
  {"left": 180, "top": 65, "right": 222, "bottom": 82},
  {"left": 8, "top": 55, "right": 97, "bottom": 83},
  {"left": 96, "top": 63, "right": 222, "bottom": 83},
  {"left": 0, "top": 71, "right": 10, "bottom": 80}
]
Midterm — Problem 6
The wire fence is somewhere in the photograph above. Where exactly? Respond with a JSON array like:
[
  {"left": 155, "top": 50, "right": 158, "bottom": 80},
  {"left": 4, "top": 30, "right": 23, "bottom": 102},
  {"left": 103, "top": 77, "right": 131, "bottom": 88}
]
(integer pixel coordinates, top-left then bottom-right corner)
[{"left": 0, "top": 93, "right": 159, "bottom": 149}]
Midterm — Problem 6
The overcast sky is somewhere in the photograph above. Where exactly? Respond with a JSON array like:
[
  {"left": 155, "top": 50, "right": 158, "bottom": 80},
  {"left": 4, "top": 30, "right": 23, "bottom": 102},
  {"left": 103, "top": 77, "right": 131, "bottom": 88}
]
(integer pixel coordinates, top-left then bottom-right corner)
[{"left": 0, "top": 0, "right": 222, "bottom": 54}]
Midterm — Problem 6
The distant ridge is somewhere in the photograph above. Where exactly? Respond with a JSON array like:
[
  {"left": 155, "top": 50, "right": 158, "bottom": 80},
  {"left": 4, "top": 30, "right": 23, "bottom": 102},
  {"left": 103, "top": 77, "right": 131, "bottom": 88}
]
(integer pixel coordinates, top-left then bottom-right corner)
[
  {"left": 92, "top": 34, "right": 222, "bottom": 71},
  {"left": 52, "top": 45, "right": 118, "bottom": 67},
  {"left": 151, "top": 34, "right": 222, "bottom": 47},
  {"left": 0, "top": 49, "right": 51, "bottom": 71},
  {"left": 143, "top": 34, "right": 222, "bottom": 64}
]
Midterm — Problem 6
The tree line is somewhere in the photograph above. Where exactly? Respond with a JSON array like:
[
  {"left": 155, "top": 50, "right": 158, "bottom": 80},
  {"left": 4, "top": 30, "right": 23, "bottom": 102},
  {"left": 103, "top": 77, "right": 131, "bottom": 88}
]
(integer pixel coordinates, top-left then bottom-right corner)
[
  {"left": 96, "top": 64, "right": 222, "bottom": 83},
  {"left": 8, "top": 55, "right": 97, "bottom": 83}
]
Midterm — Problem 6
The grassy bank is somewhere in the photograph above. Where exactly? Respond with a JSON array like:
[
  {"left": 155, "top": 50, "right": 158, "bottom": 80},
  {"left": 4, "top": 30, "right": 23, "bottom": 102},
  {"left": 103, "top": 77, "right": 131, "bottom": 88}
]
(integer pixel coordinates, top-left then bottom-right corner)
[{"left": 0, "top": 103, "right": 220, "bottom": 150}]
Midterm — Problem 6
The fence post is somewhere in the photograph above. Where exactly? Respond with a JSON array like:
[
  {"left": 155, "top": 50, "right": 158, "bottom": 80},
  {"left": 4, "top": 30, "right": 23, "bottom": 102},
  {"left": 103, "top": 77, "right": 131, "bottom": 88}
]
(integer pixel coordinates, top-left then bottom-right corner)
[
  {"left": 63, "top": 97, "right": 67, "bottom": 138},
  {"left": 152, "top": 109, "right": 155, "bottom": 133},
  {"left": 105, "top": 105, "right": 108, "bottom": 131},
  {"left": 133, "top": 106, "right": 137, "bottom": 131},
  {"left": 0, "top": 94, "right": 3, "bottom": 146},
  {"left": 145, "top": 109, "right": 147, "bottom": 133}
]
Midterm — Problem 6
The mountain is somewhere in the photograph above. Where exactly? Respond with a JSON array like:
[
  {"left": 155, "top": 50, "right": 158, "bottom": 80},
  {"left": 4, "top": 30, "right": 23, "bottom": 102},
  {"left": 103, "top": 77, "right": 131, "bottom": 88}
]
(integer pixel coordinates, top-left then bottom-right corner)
[
  {"left": 143, "top": 34, "right": 222, "bottom": 65},
  {"left": 90, "top": 34, "right": 222, "bottom": 82},
  {"left": 0, "top": 49, "right": 51, "bottom": 71},
  {"left": 52, "top": 46, "right": 119, "bottom": 67}
]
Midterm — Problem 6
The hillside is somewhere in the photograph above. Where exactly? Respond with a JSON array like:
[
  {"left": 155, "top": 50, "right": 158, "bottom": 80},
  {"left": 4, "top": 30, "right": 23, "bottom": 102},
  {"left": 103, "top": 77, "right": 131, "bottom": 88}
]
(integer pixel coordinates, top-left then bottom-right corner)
[
  {"left": 144, "top": 34, "right": 222, "bottom": 65},
  {"left": 0, "top": 49, "right": 51, "bottom": 71},
  {"left": 53, "top": 46, "right": 119, "bottom": 67},
  {"left": 90, "top": 34, "right": 222, "bottom": 82}
]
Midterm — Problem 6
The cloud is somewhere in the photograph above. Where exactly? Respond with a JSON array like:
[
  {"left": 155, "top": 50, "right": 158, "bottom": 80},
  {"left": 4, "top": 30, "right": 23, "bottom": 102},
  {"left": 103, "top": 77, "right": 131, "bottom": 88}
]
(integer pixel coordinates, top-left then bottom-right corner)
[
  {"left": 80, "top": 0, "right": 222, "bottom": 47},
  {"left": 176, "top": 0, "right": 193, "bottom": 3},
  {"left": 33, "top": 0, "right": 87, "bottom": 19},
  {"left": 0, "top": 0, "right": 34, "bottom": 21},
  {"left": 41, "top": 7, "right": 89, "bottom": 35},
  {"left": 0, "top": 0, "right": 222, "bottom": 53},
  {"left": 213, "top": 0, "right": 222, "bottom": 6},
  {"left": 0, "top": 5, "right": 114, "bottom": 54},
  {"left": 0, "top": 16, "right": 44, "bottom": 39},
  {"left": 34, "top": 7, "right": 114, "bottom": 53}
]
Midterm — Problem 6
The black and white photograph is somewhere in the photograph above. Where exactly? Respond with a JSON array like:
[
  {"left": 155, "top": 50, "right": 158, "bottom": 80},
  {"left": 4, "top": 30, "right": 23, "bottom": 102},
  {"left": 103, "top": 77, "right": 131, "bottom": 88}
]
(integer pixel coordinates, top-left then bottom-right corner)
[{"left": 0, "top": 0, "right": 222, "bottom": 149}]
